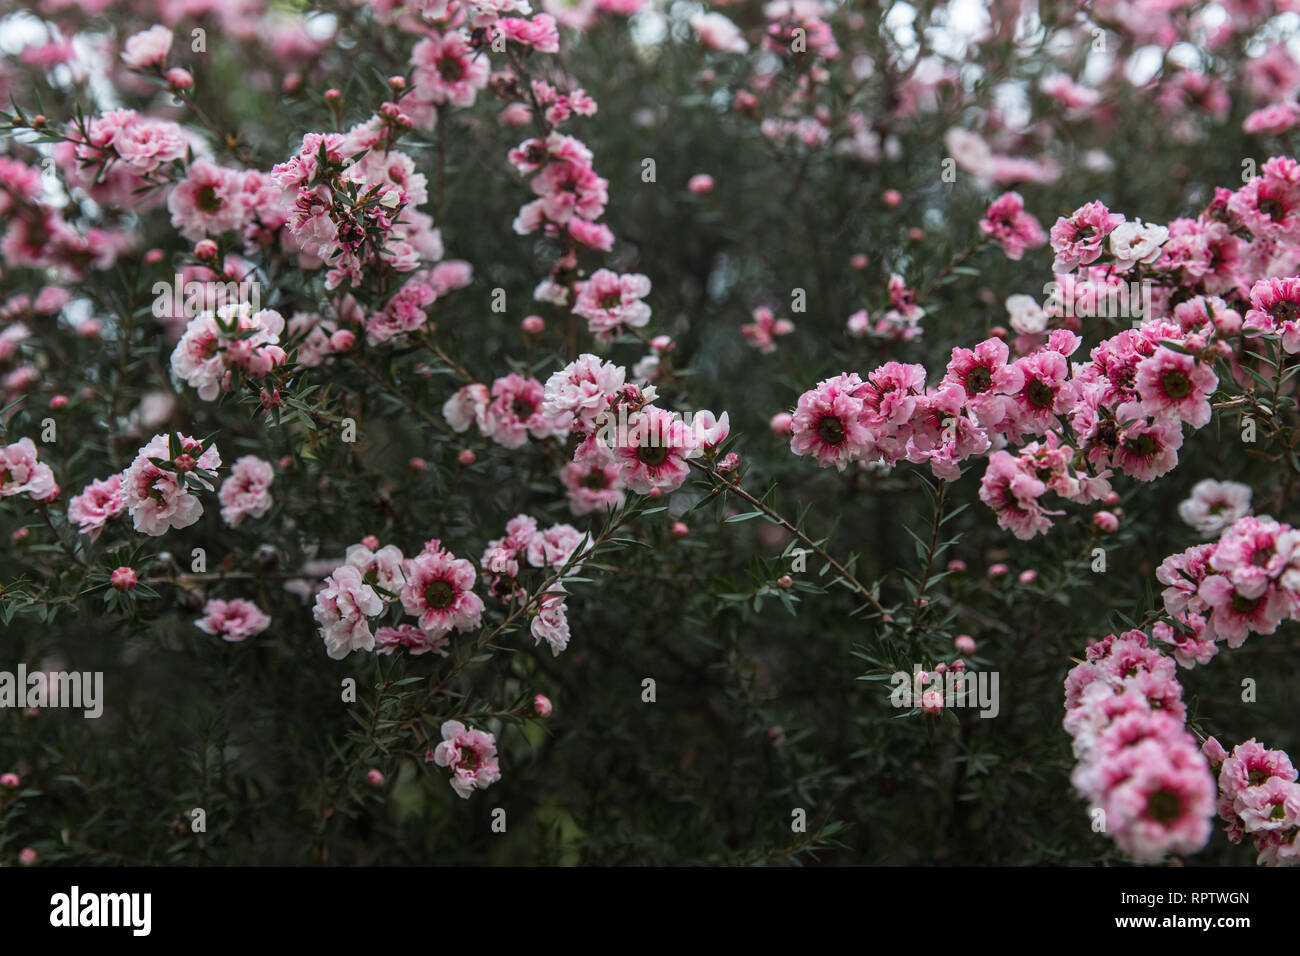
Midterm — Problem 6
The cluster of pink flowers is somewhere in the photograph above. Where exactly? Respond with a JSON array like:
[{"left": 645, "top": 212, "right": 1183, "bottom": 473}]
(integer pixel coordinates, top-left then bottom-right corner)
[
  {"left": 269, "top": 126, "right": 443, "bottom": 289},
  {"left": 430, "top": 719, "right": 501, "bottom": 799},
  {"left": 442, "top": 375, "right": 567, "bottom": 450},
  {"left": 171, "top": 305, "right": 288, "bottom": 401},
  {"left": 790, "top": 170, "right": 1300, "bottom": 537},
  {"left": 0, "top": 438, "right": 58, "bottom": 504},
  {"left": 312, "top": 537, "right": 483, "bottom": 660},
  {"left": 1156, "top": 514, "right": 1300, "bottom": 654},
  {"left": 120, "top": 433, "right": 221, "bottom": 537},
  {"left": 1203, "top": 737, "right": 1300, "bottom": 866},
  {"left": 540, "top": 354, "right": 729, "bottom": 497},
  {"left": 1063, "top": 630, "right": 1215, "bottom": 862},
  {"left": 479, "top": 513, "right": 590, "bottom": 655}
]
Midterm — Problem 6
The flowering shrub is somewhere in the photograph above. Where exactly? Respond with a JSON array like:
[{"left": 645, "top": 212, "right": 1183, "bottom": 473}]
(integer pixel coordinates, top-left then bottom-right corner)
[{"left": 2, "top": 0, "right": 1300, "bottom": 867}]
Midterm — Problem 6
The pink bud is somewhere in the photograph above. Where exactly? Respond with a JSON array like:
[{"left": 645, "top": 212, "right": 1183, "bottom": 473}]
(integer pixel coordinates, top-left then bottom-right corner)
[
  {"left": 324, "top": 88, "right": 342, "bottom": 102},
  {"left": 954, "top": 635, "right": 976, "bottom": 655},
  {"left": 366, "top": 769, "right": 384, "bottom": 787},
  {"left": 988, "top": 563, "right": 1009, "bottom": 578},
  {"left": 651, "top": 335, "right": 673, "bottom": 352},
  {"left": 360, "top": 535, "right": 380, "bottom": 550},
  {"left": 521, "top": 315, "right": 545, "bottom": 334},
  {"left": 1093, "top": 510, "right": 1119, "bottom": 533},
  {"left": 409, "top": 457, "right": 428, "bottom": 471},
  {"left": 0, "top": 773, "right": 19, "bottom": 788},
  {"left": 18, "top": 848, "right": 36, "bottom": 866},
  {"left": 193, "top": 239, "right": 218, "bottom": 260},
  {"left": 769, "top": 412, "right": 793, "bottom": 436},
  {"left": 143, "top": 248, "right": 165, "bottom": 265},
  {"left": 850, "top": 253, "right": 869, "bottom": 269},
  {"left": 777, "top": 574, "right": 793, "bottom": 589},
  {"left": 671, "top": 521, "right": 689, "bottom": 538},
  {"left": 1103, "top": 491, "right": 1120, "bottom": 505},
  {"left": 110, "top": 567, "right": 138, "bottom": 592},
  {"left": 166, "top": 67, "right": 194, "bottom": 89},
  {"left": 388, "top": 75, "right": 406, "bottom": 89},
  {"left": 173, "top": 454, "right": 196, "bottom": 473},
  {"left": 49, "top": 394, "right": 68, "bottom": 409},
  {"left": 921, "top": 690, "right": 944, "bottom": 715},
  {"left": 78, "top": 319, "right": 103, "bottom": 338},
  {"left": 278, "top": 456, "right": 292, "bottom": 469},
  {"left": 283, "top": 73, "right": 302, "bottom": 93},
  {"left": 457, "top": 449, "right": 476, "bottom": 466},
  {"left": 1018, "top": 569, "right": 1037, "bottom": 584},
  {"left": 688, "top": 173, "right": 715, "bottom": 195},
  {"left": 646, "top": 487, "right": 663, "bottom": 499},
  {"left": 329, "top": 329, "right": 355, "bottom": 352},
  {"left": 989, "top": 325, "right": 1008, "bottom": 339},
  {"left": 11, "top": 527, "right": 29, "bottom": 543},
  {"left": 946, "top": 559, "right": 967, "bottom": 572},
  {"left": 882, "top": 189, "right": 903, "bottom": 207},
  {"left": 533, "top": 694, "right": 553, "bottom": 718}
]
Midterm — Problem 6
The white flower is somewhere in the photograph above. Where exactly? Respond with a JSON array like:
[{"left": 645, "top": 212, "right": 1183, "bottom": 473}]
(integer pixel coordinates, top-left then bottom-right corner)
[
  {"left": 1108, "top": 220, "right": 1169, "bottom": 272},
  {"left": 1006, "top": 294, "right": 1047, "bottom": 335}
]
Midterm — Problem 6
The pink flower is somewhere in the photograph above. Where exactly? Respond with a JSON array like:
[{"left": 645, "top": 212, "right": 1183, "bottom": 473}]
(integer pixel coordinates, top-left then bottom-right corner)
[
  {"left": 741, "top": 306, "right": 795, "bottom": 353},
  {"left": 400, "top": 541, "right": 484, "bottom": 637},
  {"left": 606, "top": 405, "right": 699, "bottom": 495},
  {"left": 482, "top": 374, "right": 565, "bottom": 448},
  {"left": 1110, "top": 407, "right": 1183, "bottom": 482},
  {"left": 689, "top": 12, "right": 749, "bottom": 53},
  {"left": 121, "top": 434, "right": 220, "bottom": 536},
  {"left": 560, "top": 461, "right": 625, "bottom": 515},
  {"left": 526, "top": 523, "right": 590, "bottom": 571},
  {"left": 374, "top": 623, "right": 449, "bottom": 657},
  {"left": 0, "top": 438, "right": 57, "bottom": 502},
  {"left": 979, "top": 192, "right": 1046, "bottom": 260},
  {"left": 572, "top": 270, "right": 652, "bottom": 341},
  {"left": 1177, "top": 479, "right": 1252, "bottom": 537},
  {"left": 1134, "top": 347, "right": 1217, "bottom": 428},
  {"left": 410, "top": 32, "right": 490, "bottom": 110},
  {"left": 1228, "top": 157, "right": 1300, "bottom": 241},
  {"left": 314, "top": 564, "right": 383, "bottom": 659},
  {"left": 1244, "top": 103, "right": 1300, "bottom": 135},
  {"left": 442, "top": 383, "right": 490, "bottom": 433},
  {"left": 196, "top": 598, "right": 271, "bottom": 642},
  {"left": 167, "top": 160, "right": 245, "bottom": 241},
  {"left": 790, "top": 373, "right": 873, "bottom": 470},
  {"left": 542, "top": 354, "right": 626, "bottom": 432},
  {"left": 120, "top": 25, "right": 173, "bottom": 70},
  {"left": 431, "top": 720, "right": 502, "bottom": 798},
  {"left": 979, "top": 451, "right": 1054, "bottom": 540},
  {"left": 218, "top": 456, "right": 274, "bottom": 527},
  {"left": 530, "top": 586, "right": 571, "bottom": 656},
  {"left": 1049, "top": 201, "right": 1125, "bottom": 273},
  {"left": 345, "top": 542, "right": 406, "bottom": 599}
]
